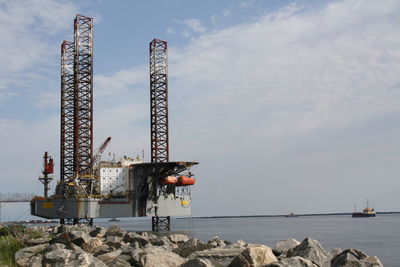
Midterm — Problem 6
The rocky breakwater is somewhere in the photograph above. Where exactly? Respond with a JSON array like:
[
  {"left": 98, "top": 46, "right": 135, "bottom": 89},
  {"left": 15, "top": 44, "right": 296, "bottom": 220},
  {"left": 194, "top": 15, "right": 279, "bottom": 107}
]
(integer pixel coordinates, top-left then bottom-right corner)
[{"left": 14, "top": 224, "right": 384, "bottom": 267}]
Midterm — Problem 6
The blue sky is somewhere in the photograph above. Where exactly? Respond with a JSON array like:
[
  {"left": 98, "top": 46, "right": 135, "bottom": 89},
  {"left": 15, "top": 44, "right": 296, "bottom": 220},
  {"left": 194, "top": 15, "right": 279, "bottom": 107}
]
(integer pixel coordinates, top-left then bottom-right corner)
[{"left": 1, "top": 0, "right": 400, "bottom": 220}]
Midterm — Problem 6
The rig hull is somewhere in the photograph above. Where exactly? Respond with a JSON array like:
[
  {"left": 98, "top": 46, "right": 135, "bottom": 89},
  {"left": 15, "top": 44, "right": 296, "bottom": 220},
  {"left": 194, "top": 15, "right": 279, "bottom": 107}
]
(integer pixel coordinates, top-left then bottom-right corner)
[
  {"left": 31, "top": 161, "right": 197, "bottom": 220},
  {"left": 31, "top": 196, "right": 191, "bottom": 219}
]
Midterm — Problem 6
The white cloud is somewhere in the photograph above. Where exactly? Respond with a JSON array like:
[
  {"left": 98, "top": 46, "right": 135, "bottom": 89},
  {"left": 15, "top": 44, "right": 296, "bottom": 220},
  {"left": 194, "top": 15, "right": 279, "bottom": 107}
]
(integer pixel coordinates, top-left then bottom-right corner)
[
  {"left": 240, "top": 0, "right": 259, "bottom": 8},
  {"left": 0, "top": 116, "right": 59, "bottom": 192},
  {"left": 171, "top": 0, "right": 400, "bottom": 138},
  {"left": 0, "top": 0, "right": 78, "bottom": 101},
  {"left": 166, "top": 27, "right": 175, "bottom": 34},
  {"left": 180, "top": 18, "right": 206, "bottom": 33},
  {"left": 34, "top": 91, "right": 59, "bottom": 109},
  {"left": 211, "top": 7, "right": 232, "bottom": 25},
  {"left": 0, "top": 119, "right": 23, "bottom": 136},
  {"left": 166, "top": 0, "right": 400, "bottom": 215},
  {"left": 181, "top": 30, "right": 191, "bottom": 38},
  {"left": 94, "top": 68, "right": 147, "bottom": 97}
]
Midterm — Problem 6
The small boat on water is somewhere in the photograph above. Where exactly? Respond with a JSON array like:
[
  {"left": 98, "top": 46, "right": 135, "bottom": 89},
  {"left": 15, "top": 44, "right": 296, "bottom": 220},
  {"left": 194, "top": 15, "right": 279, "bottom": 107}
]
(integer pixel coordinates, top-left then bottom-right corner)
[
  {"left": 352, "top": 200, "right": 376, "bottom": 218},
  {"left": 108, "top": 218, "right": 120, "bottom": 222},
  {"left": 285, "top": 212, "right": 298, "bottom": 217}
]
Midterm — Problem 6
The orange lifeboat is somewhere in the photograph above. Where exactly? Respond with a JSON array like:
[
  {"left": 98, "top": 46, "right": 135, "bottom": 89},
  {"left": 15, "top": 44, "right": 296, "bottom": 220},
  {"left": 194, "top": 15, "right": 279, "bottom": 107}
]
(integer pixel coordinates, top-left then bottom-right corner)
[
  {"left": 160, "top": 176, "right": 177, "bottom": 185},
  {"left": 176, "top": 176, "right": 196, "bottom": 186}
]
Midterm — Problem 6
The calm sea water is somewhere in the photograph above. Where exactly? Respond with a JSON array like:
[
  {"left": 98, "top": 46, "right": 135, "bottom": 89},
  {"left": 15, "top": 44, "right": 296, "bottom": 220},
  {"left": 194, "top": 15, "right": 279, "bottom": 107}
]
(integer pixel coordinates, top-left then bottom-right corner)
[{"left": 97, "top": 214, "right": 400, "bottom": 267}]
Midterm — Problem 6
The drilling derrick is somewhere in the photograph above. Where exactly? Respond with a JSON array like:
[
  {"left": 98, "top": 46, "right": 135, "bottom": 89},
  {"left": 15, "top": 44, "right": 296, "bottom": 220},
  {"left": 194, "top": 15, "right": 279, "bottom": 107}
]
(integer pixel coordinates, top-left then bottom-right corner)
[
  {"left": 60, "top": 41, "right": 75, "bottom": 185},
  {"left": 150, "top": 39, "right": 169, "bottom": 163},
  {"left": 73, "top": 15, "right": 94, "bottom": 191}
]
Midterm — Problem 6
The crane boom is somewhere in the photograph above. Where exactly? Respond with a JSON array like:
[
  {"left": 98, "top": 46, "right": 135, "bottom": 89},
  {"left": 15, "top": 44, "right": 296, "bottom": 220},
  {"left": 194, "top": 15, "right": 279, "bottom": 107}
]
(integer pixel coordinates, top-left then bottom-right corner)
[{"left": 90, "top": 137, "right": 111, "bottom": 168}]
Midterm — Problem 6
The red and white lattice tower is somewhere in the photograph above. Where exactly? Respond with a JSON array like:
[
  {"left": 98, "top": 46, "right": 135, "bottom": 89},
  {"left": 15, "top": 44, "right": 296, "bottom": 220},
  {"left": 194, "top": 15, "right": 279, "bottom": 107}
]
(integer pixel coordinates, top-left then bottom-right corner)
[
  {"left": 73, "top": 15, "right": 94, "bottom": 176},
  {"left": 150, "top": 39, "right": 169, "bottom": 163},
  {"left": 60, "top": 40, "right": 75, "bottom": 183}
]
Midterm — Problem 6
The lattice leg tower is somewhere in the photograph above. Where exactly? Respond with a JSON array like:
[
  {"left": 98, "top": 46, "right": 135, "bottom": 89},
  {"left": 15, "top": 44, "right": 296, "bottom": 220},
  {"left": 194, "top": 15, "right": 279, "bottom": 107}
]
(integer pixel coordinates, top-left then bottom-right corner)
[
  {"left": 60, "top": 41, "right": 75, "bottom": 186},
  {"left": 150, "top": 39, "right": 172, "bottom": 231},
  {"left": 152, "top": 216, "right": 170, "bottom": 231},
  {"left": 150, "top": 39, "right": 169, "bottom": 163},
  {"left": 60, "top": 218, "right": 93, "bottom": 226},
  {"left": 73, "top": 15, "right": 94, "bottom": 194}
]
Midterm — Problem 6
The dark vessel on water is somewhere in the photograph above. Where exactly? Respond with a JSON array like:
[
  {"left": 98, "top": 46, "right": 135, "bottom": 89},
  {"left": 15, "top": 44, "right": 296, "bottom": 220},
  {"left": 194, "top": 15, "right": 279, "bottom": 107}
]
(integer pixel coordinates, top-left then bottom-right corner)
[{"left": 352, "top": 201, "right": 376, "bottom": 217}]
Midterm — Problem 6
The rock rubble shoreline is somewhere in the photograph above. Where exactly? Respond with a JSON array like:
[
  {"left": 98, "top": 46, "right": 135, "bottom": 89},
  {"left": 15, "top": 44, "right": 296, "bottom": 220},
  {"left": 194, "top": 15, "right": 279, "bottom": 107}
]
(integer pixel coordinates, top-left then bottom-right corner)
[{"left": 14, "top": 224, "right": 384, "bottom": 267}]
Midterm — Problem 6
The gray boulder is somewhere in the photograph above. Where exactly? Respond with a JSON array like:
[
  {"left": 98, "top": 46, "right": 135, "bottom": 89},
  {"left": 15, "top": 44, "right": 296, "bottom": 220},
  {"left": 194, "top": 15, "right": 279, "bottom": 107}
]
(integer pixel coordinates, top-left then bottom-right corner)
[
  {"left": 43, "top": 248, "right": 71, "bottom": 265},
  {"left": 149, "top": 236, "right": 165, "bottom": 246},
  {"left": 48, "top": 243, "right": 67, "bottom": 251},
  {"left": 174, "top": 238, "right": 213, "bottom": 258},
  {"left": 51, "top": 229, "right": 90, "bottom": 247},
  {"left": 226, "top": 240, "right": 247, "bottom": 249},
  {"left": 106, "top": 235, "right": 124, "bottom": 249},
  {"left": 181, "top": 258, "right": 216, "bottom": 267},
  {"left": 123, "top": 232, "right": 150, "bottom": 247},
  {"left": 44, "top": 248, "right": 71, "bottom": 262},
  {"left": 228, "top": 244, "right": 277, "bottom": 267},
  {"left": 92, "top": 244, "right": 111, "bottom": 256},
  {"left": 69, "top": 229, "right": 90, "bottom": 246},
  {"left": 55, "top": 224, "right": 69, "bottom": 234},
  {"left": 116, "top": 249, "right": 138, "bottom": 266},
  {"left": 168, "top": 233, "right": 190, "bottom": 244},
  {"left": 106, "top": 235, "right": 123, "bottom": 243},
  {"left": 275, "top": 239, "right": 301, "bottom": 255},
  {"left": 129, "top": 247, "right": 143, "bottom": 266},
  {"left": 96, "top": 249, "right": 122, "bottom": 263},
  {"left": 101, "top": 244, "right": 138, "bottom": 264},
  {"left": 70, "top": 224, "right": 91, "bottom": 235},
  {"left": 287, "top": 238, "right": 331, "bottom": 267},
  {"left": 26, "top": 237, "right": 51, "bottom": 246},
  {"left": 71, "top": 251, "right": 109, "bottom": 267},
  {"left": 158, "top": 236, "right": 177, "bottom": 251},
  {"left": 330, "top": 248, "right": 343, "bottom": 258},
  {"left": 16, "top": 243, "right": 49, "bottom": 256},
  {"left": 189, "top": 247, "right": 245, "bottom": 266},
  {"left": 90, "top": 226, "right": 107, "bottom": 238},
  {"left": 29, "top": 255, "right": 44, "bottom": 267},
  {"left": 332, "top": 252, "right": 360, "bottom": 267},
  {"left": 361, "top": 256, "right": 384, "bottom": 267},
  {"left": 266, "top": 256, "right": 319, "bottom": 267},
  {"left": 105, "top": 225, "right": 126, "bottom": 237},
  {"left": 15, "top": 243, "right": 49, "bottom": 266},
  {"left": 49, "top": 236, "right": 71, "bottom": 246},
  {"left": 207, "top": 236, "right": 228, "bottom": 248},
  {"left": 106, "top": 258, "right": 132, "bottom": 267},
  {"left": 331, "top": 249, "right": 383, "bottom": 267},
  {"left": 137, "top": 231, "right": 158, "bottom": 239},
  {"left": 15, "top": 254, "right": 43, "bottom": 267},
  {"left": 139, "top": 247, "right": 187, "bottom": 267},
  {"left": 82, "top": 238, "right": 104, "bottom": 253},
  {"left": 70, "top": 244, "right": 109, "bottom": 267}
]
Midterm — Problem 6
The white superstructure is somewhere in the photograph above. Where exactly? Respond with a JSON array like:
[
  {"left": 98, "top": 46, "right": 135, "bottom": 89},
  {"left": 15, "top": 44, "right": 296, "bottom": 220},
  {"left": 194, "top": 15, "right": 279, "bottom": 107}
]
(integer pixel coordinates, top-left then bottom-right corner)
[
  {"left": 99, "top": 167, "right": 129, "bottom": 195},
  {"left": 98, "top": 157, "right": 143, "bottom": 195}
]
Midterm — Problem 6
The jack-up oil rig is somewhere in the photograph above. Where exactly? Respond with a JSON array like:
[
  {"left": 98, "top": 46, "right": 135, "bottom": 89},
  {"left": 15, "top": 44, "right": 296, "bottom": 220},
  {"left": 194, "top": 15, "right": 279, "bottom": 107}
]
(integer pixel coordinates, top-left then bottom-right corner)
[{"left": 30, "top": 15, "right": 198, "bottom": 231}]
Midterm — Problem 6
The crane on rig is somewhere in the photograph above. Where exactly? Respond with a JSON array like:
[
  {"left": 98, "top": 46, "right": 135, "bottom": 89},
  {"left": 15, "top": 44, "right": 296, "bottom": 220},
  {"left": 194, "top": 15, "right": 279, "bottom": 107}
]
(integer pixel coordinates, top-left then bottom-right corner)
[
  {"left": 63, "top": 137, "right": 111, "bottom": 198},
  {"left": 89, "top": 137, "right": 111, "bottom": 169}
]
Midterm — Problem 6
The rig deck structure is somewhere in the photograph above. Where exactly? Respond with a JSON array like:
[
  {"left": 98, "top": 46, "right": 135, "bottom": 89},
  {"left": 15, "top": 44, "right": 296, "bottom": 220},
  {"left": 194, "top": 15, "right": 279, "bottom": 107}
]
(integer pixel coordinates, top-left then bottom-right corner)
[{"left": 30, "top": 15, "right": 198, "bottom": 230}]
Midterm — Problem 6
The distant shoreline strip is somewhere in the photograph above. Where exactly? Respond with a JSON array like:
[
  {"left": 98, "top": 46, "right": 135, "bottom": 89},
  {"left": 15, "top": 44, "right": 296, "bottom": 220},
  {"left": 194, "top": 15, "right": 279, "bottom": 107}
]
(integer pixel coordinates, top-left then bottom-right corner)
[{"left": 184, "top": 211, "right": 400, "bottom": 219}]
